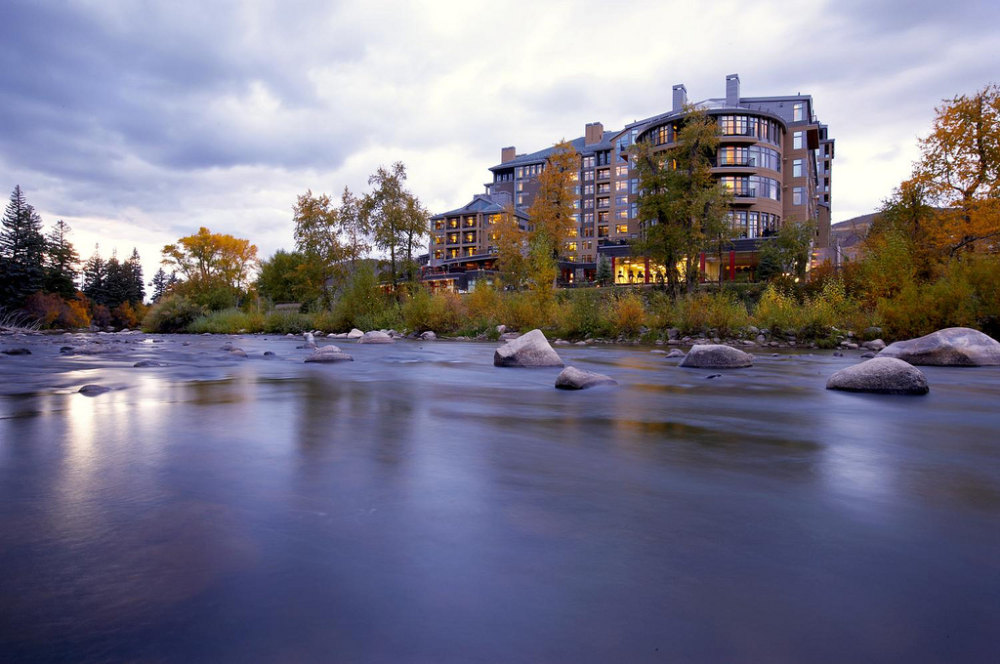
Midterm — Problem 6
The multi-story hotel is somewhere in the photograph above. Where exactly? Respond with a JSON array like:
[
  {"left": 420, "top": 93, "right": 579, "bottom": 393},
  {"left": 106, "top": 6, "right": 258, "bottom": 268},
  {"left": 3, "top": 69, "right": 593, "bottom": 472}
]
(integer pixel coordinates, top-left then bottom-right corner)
[{"left": 424, "top": 74, "right": 833, "bottom": 289}]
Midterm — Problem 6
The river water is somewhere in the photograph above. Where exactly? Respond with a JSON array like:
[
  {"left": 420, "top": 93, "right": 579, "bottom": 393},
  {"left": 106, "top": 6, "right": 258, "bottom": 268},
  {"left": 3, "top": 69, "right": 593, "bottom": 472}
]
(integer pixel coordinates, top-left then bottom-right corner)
[{"left": 0, "top": 333, "right": 998, "bottom": 662}]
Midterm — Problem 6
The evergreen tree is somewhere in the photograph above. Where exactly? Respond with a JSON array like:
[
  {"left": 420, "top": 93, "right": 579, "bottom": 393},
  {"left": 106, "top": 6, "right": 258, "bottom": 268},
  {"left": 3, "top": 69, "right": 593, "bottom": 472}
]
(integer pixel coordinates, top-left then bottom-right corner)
[
  {"left": 0, "top": 185, "right": 47, "bottom": 306},
  {"left": 81, "top": 246, "right": 109, "bottom": 305},
  {"left": 596, "top": 254, "right": 613, "bottom": 286},
  {"left": 149, "top": 268, "right": 170, "bottom": 302},
  {"left": 124, "top": 248, "right": 145, "bottom": 304},
  {"left": 104, "top": 252, "right": 128, "bottom": 308},
  {"left": 45, "top": 219, "right": 80, "bottom": 298}
]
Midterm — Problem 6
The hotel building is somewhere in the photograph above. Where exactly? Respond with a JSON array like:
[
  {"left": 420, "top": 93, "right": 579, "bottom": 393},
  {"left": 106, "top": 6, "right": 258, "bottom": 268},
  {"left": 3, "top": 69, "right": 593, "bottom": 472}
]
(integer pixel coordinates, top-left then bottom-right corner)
[{"left": 425, "top": 74, "right": 833, "bottom": 287}]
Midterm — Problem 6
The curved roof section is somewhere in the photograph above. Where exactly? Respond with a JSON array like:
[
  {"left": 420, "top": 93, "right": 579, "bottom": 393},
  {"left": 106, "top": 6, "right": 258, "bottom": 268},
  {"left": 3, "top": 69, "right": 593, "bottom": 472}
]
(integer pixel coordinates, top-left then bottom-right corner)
[{"left": 628, "top": 101, "right": 787, "bottom": 143}]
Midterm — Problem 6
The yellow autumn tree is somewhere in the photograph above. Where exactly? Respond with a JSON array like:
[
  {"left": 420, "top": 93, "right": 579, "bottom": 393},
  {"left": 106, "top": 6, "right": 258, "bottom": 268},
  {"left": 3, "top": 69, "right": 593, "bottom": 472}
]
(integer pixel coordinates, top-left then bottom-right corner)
[
  {"left": 493, "top": 203, "right": 529, "bottom": 289},
  {"left": 525, "top": 140, "right": 580, "bottom": 290},
  {"left": 913, "top": 83, "right": 1000, "bottom": 257},
  {"left": 161, "top": 227, "right": 258, "bottom": 308}
]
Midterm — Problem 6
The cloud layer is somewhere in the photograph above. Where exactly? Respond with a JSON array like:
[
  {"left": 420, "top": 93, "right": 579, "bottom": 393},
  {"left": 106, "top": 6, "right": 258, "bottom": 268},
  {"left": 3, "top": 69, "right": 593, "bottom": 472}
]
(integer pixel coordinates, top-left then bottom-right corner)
[{"left": 2, "top": 0, "right": 998, "bottom": 277}]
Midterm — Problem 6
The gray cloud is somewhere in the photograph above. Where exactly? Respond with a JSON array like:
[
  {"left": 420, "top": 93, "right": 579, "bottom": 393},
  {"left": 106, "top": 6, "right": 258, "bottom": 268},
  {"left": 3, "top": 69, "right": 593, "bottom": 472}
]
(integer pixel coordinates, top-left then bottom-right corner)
[{"left": 1, "top": 0, "right": 998, "bottom": 281}]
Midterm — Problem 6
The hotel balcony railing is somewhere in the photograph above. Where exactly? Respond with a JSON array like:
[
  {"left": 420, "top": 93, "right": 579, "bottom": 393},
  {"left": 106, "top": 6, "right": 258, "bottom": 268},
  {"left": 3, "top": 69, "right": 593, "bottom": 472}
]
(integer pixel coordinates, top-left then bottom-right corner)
[
  {"left": 716, "top": 157, "right": 756, "bottom": 167},
  {"left": 733, "top": 189, "right": 757, "bottom": 198}
]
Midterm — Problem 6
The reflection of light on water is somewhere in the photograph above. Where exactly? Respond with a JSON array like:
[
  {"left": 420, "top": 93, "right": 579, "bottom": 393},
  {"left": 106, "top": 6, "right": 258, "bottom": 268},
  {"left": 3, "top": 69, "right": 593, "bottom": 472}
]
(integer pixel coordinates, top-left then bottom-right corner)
[{"left": 815, "top": 405, "right": 899, "bottom": 515}]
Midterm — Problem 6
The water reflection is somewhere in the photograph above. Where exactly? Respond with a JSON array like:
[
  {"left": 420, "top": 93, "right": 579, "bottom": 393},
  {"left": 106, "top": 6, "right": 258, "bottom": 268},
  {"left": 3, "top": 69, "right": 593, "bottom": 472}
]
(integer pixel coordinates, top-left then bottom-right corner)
[{"left": 0, "top": 337, "right": 998, "bottom": 661}]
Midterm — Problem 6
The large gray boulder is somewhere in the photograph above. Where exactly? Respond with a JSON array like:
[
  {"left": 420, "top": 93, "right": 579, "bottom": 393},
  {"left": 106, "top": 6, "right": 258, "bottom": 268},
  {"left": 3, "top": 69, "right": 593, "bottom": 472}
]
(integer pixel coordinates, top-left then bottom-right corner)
[
  {"left": 555, "top": 366, "right": 617, "bottom": 390},
  {"left": 878, "top": 327, "right": 1000, "bottom": 366},
  {"left": 358, "top": 330, "right": 394, "bottom": 344},
  {"left": 494, "top": 329, "right": 564, "bottom": 367},
  {"left": 826, "top": 357, "right": 929, "bottom": 395},
  {"left": 347, "top": 328, "right": 364, "bottom": 339},
  {"left": 678, "top": 344, "right": 753, "bottom": 369}
]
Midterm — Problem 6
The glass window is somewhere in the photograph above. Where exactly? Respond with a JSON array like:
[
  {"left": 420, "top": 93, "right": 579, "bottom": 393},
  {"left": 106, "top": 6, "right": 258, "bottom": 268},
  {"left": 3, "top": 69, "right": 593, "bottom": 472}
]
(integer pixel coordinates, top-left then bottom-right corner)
[
  {"left": 793, "top": 102, "right": 804, "bottom": 122},
  {"left": 793, "top": 131, "right": 803, "bottom": 150},
  {"left": 793, "top": 187, "right": 805, "bottom": 205},
  {"left": 792, "top": 159, "right": 803, "bottom": 177}
]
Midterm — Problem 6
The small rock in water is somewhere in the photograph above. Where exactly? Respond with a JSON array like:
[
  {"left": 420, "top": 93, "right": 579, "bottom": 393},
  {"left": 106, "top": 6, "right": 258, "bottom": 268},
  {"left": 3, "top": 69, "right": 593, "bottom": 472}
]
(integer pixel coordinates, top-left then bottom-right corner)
[
  {"left": 358, "top": 330, "right": 394, "bottom": 344},
  {"left": 679, "top": 344, "right": 752, "bottom": 369},
  {"left": 304, "top": 346, "right": 354, "bottom": 363},
  {"left": 555, "top": 366, "right": 617, "bottom": 390},
  {"left": 665, "top": 349, "right": 685, "bottom": 358},
  {"left": 263, "top": 351, "right": 276, "bottom": 357},
  {"left": 229, "top": 348, "right": 248, "bottom": 358},
  {"left": 1, "top": 348, "right": 31, "bottom": 355},
  {"left": 79, "top": 384, "right": 110, "bottom": 396},
  {"left": 420, "top": 331, "right": 437, "bottom": 341},
  {"left": 705, "top": 373, "right": 722, "bottom": 379},
  {"left": 133, "top": 360, "right": 167, "bottom": 367}
]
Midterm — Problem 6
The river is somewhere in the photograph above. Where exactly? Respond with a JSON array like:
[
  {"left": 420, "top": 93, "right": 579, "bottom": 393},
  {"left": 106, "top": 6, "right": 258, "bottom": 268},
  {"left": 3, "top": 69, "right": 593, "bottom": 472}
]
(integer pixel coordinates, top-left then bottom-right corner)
[{"left": 1, "top": 332, "right": 998, "bottom": 662}]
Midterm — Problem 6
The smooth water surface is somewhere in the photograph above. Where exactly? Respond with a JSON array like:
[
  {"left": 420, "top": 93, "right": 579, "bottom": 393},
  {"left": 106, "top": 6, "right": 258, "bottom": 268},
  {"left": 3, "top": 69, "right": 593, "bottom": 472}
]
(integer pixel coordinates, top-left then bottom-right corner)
[{"left": 1, "top": 334, "right": 998, "bottom": 662}]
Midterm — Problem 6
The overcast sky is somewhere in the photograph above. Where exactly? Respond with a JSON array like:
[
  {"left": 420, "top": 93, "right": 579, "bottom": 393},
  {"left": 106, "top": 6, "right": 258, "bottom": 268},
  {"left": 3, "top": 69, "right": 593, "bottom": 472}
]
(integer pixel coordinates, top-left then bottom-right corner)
[{"left": 2, "top": 0, "right": 998, "bottom": 281}]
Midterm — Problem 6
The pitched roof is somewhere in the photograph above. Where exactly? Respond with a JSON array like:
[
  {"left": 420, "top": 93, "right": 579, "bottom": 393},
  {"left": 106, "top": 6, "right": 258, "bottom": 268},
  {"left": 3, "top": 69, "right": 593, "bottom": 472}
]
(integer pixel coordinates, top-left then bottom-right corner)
[
  {"left": 488, "top": 131, "right": 620, "bottom": 171},
  {"left": 430, "top": 194, "right": 528, "bottom": 220}
]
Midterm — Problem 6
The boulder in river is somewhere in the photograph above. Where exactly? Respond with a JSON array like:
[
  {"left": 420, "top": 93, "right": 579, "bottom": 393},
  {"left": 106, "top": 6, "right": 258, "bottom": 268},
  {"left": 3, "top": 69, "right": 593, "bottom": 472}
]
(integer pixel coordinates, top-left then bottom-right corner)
[
  {"left": 494, "top": 329, "right": 564, "bottom": 367},
  {"left": 358, "top": 330, "right": 394, "bottom": 344},
  {"left": 420, "top": 331, "right": 437, "bottom": 341},
  {"left": 79, "top": 384, "right": 110, "bottom": 396},
  {"left": 304, "top": 346, "right": 354, "bottom": 363},
  {"left": 678, "top": 344, "right": 753, "bottom": 369},
  {"left": 303, "top": 332, "right": 318, "bottom": 349},
  {"left": 878, "top": 327, "right": 1000, "bottom": 366},
  {"left": 555, "top": 366, "right": 617, "bottom": 390},
  {"left": 665, "top": 348, "right": 686, "bottom": 359},
  {"left": 1, "top": 347, "right": 31, "bottom": 355},
  {"left": 826, "top": 357, "right": 928, "bottom": 395},
  {"left": 347, "top": 328, "right": 364, "bottom": 339}
]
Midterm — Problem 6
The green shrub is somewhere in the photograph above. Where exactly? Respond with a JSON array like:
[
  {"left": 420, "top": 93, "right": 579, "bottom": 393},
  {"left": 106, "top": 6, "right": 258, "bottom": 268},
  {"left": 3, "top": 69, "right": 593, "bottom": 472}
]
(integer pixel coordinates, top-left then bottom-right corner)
[
  {"left": 675, "top": 291, "right": 748, "bottom": 336},
  {"left": 610, "top": 292, "right": 646, "bottom": 337},
  {"left": 143, "top": 295, "right": 206, "bottom": 332},
  {"left": 402, "top": 288, "right": 465, "bottom": 333},
  {"left": 187, "top": 308, "right": 268, "bottom": 334},
  {"left": 262, "top": 310, "right": 313, "bottom": 334},
  {"left": 752, "top": 285, "right": 802, "bottom": 333}
]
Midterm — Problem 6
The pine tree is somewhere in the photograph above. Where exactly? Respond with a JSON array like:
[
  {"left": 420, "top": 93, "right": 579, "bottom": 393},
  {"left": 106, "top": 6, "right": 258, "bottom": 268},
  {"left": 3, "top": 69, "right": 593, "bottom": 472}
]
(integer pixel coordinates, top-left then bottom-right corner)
[
  {"left": 104, "top": 252, "right": 128, "bottom": 308},
  {"left": 45, "top": 219, "right": 80, "bottom": 298},
  {"left": 149, "top": 268, "right": 169, "bottom": 302},
  {"left": 0, "top": 185, "right": 47, "bottom": 306},
  {"left": 81, "top": 246, "right": 109, "bottom": 305},
  {"left": 124, "top": 248, "right": 145, "bottom": 304}
]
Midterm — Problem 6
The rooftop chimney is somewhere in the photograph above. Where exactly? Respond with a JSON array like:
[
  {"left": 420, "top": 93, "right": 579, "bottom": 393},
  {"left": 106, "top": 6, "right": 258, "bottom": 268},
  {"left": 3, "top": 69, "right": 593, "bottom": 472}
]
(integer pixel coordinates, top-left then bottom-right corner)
[
  {"left": 672, "top": 84, "right": 687, "bottom": 112},
  {"left": 501, "top": 146, "right": 516, "bottom": 163},
  {"left": 726, "top": 73, "right": 740, "bottom": 106},
  {"left": 585, "top": 122, "right": 604, "bottom": 146}
]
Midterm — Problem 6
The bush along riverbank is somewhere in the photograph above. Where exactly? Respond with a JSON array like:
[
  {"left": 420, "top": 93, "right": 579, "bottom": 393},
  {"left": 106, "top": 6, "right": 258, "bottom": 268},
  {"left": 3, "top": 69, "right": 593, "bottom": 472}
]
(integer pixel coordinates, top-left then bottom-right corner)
[{"left": 132, "top": 280, "right": 903, "bottom": 350}]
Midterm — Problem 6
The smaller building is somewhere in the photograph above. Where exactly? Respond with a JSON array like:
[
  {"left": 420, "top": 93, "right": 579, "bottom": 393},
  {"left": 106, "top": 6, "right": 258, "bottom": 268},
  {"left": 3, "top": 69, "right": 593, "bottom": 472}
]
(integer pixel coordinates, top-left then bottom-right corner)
[{"left": 423, "top": 194, "right": 528, "bottom": 292}]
